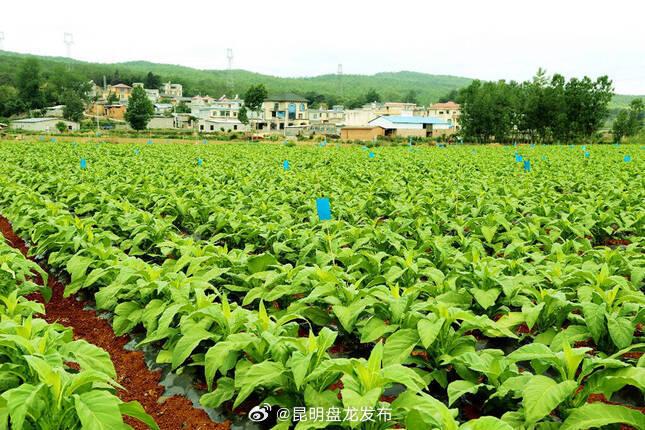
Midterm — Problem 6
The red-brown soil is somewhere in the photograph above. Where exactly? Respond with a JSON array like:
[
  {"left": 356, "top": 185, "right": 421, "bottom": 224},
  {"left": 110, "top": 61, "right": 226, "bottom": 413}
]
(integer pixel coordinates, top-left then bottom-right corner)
[{"left": 0, "top": 216, "right": 230, "bottom": 430}]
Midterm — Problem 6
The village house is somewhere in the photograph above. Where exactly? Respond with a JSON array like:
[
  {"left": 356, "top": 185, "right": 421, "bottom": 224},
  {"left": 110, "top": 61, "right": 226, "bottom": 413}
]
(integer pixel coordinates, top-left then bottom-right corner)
[
  {"left": 163, "top": 82, "right": 183, "bottom": 98},
  {"left": 10, "top": 118, "right": 79, "bottom": 133},
  {"left": 340, "top": 126, "right": 385, "bottom": 141},
  {"left": 44, "top": 105, "right": 65, "bottom": 118},
  {"left": 426, "top": 102, "right": 461, "bottom": 130},
  {"left": 368, "top": 115, "right": 452, "bottom": 138},
  {"left": 107, "top": 83, "right": 133, "bottom": 102},
  {"left": 254, "top": 93, "right": 308, "bottom": 133},
  {"left": 308, "top": 105, "right": 345, "bottom": 136},
  {"left": 190, "top": 95, "right": 216, "bottom": 107}
]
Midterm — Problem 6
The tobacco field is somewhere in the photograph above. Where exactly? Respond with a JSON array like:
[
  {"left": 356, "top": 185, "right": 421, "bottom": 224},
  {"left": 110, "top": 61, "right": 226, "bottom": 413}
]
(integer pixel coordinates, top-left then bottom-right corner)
[{"left": 0, "top": 140, "right": 643, "bottom": 430}]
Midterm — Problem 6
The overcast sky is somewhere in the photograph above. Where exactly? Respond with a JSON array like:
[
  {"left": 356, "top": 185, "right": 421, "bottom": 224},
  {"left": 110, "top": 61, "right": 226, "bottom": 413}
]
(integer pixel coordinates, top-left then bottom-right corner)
[{"left": 1, "top": 0, "right": 644, "bottom": 94}]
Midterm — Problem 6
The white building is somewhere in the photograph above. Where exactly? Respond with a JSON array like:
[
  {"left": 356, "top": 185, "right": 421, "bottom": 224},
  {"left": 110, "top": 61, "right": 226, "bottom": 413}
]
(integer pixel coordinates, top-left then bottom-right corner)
[
  {"left": 163, "top": 82, "right": 183, "bottom": 98},
  {"left": 426, "top": 102, "right": 461, "bottom": 130},
  {"left": 11, "top": 118, "right": 80, "bottom": 133},
  {"left": 368, "top": 115, "right": 451, "bottom": 138}
]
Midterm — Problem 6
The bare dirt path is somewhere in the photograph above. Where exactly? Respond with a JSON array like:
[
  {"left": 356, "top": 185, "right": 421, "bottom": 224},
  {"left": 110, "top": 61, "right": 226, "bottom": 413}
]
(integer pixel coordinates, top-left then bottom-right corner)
[{"left": 0, "top": 215, "right": 230, "bottom": 430}]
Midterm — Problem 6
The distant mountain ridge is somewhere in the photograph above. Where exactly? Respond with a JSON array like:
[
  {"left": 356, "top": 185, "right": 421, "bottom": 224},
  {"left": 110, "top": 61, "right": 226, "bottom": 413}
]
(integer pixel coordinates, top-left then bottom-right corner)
[{"left": 0, "top": 50, "right": 641, "bottom": 108}]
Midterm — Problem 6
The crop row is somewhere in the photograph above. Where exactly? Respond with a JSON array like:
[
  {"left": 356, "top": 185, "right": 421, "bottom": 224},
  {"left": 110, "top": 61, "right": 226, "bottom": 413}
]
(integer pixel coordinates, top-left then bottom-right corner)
[{"left": 0, "top": 141, "right": 643, "bottom": 429}]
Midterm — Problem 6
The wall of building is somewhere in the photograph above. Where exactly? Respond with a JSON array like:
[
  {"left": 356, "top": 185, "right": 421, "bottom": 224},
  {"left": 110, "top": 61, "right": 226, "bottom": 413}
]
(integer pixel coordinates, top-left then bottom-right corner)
[{"left": 340, "top": 127, "right": 384, "bottom": 141}]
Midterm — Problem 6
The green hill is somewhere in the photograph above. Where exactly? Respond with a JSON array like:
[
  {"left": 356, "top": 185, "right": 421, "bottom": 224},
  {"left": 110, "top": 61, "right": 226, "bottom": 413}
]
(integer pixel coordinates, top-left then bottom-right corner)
[
  {"left": 0, "top": 51, "right": 470, "bottom": 105},
  {"left": 0, "top": 50, "right": 641, "bottom": 108}
]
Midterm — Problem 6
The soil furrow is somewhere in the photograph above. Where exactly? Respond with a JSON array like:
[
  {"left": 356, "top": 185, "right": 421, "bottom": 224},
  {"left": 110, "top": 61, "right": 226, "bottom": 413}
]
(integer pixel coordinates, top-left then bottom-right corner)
[{"left": 0, "top": 215, "right": 230, "bottom": 430}]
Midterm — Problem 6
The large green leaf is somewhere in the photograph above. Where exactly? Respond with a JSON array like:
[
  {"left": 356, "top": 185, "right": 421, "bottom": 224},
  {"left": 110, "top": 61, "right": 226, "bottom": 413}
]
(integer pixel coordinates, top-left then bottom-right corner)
[
  {"left": 74, "top": 391, "right": 125, "bottom": 430},
  {"left": 561, "top": 403, "right": 645, "bottom": 430},
  {"left": 522, "top": 375, "right": 577, "bottom": 424},
  {"left": 119, "top": 401, "right": 158, "bottom": 430},
  {"left": 383, "top": 329, "right": 418, "bottom": 366}
]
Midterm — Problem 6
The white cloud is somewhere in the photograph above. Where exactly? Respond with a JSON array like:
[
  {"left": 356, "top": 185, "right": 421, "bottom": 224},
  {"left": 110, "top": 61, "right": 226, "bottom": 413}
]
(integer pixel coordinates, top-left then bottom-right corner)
[{"left": 1, "top": 0, "right": 643, "bottom": 93}]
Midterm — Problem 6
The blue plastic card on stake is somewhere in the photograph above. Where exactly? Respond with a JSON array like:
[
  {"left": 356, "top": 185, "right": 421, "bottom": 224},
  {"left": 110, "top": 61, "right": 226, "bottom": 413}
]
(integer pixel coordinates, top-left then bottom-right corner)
[
  {"left": 362, "top": 146, "right": 369, "bottom": 150},
  {"left": 584, "top": 151, "right": 590, "bottom": 158},
  {"left": 530, "top": 144, "right": 536, "bottom": 148},
  {"left": 316, "top": 198, "right": 332, "bottom": 221},
  {"left": 283, "top": 160, "right": 290, "bottom": 170},
  {"left": 202, "top": 139, "right": 208, "bottom": 144},
  {"left": 523, "top": 160, "right": 531, "bottom": 172},
  {"left": 134, "top": 149, "right": 140, "bottom": 155},
  {"left": 80, "top": 158, "right": 87, "bottom": 170},
  {"left": 50, "top": 138, "right": 56, "bottom": 143},
  {"left": 197, "top": 158, "right": 203, "bottom": 166},
  {"left": 515, "top": 154, "right": 523, "bottom": 162},
  {"left": 369, "top": 151, "right": 375, "bottom": 158},
  {"left": 581, "top": 145, "right": 586, "bottom": 151},
  {"left": 147, "top": 139, "right": 153, "bottom": 145},
  {"left": 624, "top": 155, "right": 632, "bottom": 162},
  {"left": 408, "top": 137, "right": 413, "bottom": 146}
]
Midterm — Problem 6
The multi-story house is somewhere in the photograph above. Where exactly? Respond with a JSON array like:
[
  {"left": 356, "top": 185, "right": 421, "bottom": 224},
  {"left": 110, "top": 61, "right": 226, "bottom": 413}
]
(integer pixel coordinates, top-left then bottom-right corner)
[
  {"left": 107, "top": 83, "right": 132, "bottom": 102},
  {"left": 163, "top": 82, "right": 183, "bottom": 98},
  {"left": 255, "top": 93, "right": 308, "bottom": 134},
  {"left": 308, "top": 105, "right": 345, "bottom": 135},
  {"left": 426, "top": 102, "right": 461, "bottom": 130}
]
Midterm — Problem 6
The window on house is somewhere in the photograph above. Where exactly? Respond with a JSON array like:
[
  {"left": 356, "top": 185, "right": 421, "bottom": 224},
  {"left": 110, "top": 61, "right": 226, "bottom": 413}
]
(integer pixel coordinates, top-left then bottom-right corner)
[
  {"left": 210, "top": 125, "right": 214, "bottom": 131},
  {"left": 200, "top": 125, "right": 204, "bottom": 131},
  {"left": 300, "top": 103, "right": 305, "bottom": 111},
  {"left": 234, "top": 125, "right": 238, "bottom": 130},
  {"left": 274, "top": 103, "right": 279, "bottom": 110}
]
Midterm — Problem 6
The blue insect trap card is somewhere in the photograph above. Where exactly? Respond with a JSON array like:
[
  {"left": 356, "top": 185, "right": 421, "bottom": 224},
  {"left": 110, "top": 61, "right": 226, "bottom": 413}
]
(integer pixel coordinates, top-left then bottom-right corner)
[
  {"left": 515, "top": 154, "right": 523, "bottom": 162},
  {"left": 523, "top": 160, "right": 531, "bottom": 172},
  {"left": 80, "top": 158, "right": 87, "bottom": 170},
  {"left": 50, "top": 138, "right": 57, "bottom": 143},
  {"left": 581, "top": 145, "right": 586, "bottom": 151},
  {"left": 362, "top": 146, "right": 369, "bottom": 151},
  {"left": 134, "top": 149, "right": 140, "bottom": 155},
  {"left": 197, "top": 158, "right": 203, "bottom": 166},
  {"left": 530, "top": 144, "right": 536, "bottom": 148},
  {"left": 283, "top": 160, "right": 290, "bottom": 170},
  {"left": 202, "top": 139, "right": 208, "bottom": 145},
  {"left": 369, "top": 151, "right": 375, "bottom": 158},
  {"left": 584, "top": 151, "right": 590, "bottom": 158},
  {"left": 624, "top": 155, "right": 632, "bottom": 162},
  {"left": 316, "top": 198, "right": 332, "bottom": 221},
  {"left": 146, "top": 139, "right": 153, "bottom": 145}
]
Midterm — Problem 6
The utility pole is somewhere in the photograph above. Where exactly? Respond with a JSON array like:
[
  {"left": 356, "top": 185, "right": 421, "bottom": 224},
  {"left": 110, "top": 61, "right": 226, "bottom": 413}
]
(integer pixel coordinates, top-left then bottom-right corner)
[
  {"left": 64, "top": 32, "right": 74, "bottom": 70},
  {"left": 337, "top": 64, "right": 343, "bottom": 100},
  {"left": 226, "top": 48, "right": 234, "bottom": 96}
]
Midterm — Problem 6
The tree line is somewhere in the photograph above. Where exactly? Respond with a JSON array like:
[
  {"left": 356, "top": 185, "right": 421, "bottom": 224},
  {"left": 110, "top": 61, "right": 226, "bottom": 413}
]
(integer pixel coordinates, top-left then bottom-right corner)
[{"left": 456, "top": 69, "right": 616, "bottom": 143}]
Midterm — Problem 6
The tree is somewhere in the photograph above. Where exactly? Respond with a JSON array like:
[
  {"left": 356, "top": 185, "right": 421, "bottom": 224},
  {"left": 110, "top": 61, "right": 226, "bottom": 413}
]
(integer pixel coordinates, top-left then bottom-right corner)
[
  {"left": 63, "top": 91, "right": 85, "bottom": 122},
  {"left": 125, "top": 86, "right": 154, "bottom": 130},
  {"left": 438, "top": 89, "right": 459, "bottom": 103},
  {"left": 613, "top": 98, "right": 644, "bottom": 142},
  {"left": 364, "top": 88, "right": 381, "bottom": 103},
  {"left": 238, "top": 105, "right": 249, "bottom": 125},
  {"left": 243, "top": 84, "right": 268, "bottom": 112},
  {"left": 612, "top": 110, "right": 630, "bottom": 143},
  {"left": 626, "top": 98, "right": 643, "bottom": 135},
  {"left": 144, "top": 72, "right": 162, "bottom": 89},
  {"left": 55, "top": 121, "right": 67, "bottom": 133},
  {"left": 106, "top": 92, "right": 118, "bottom": 105},
  {"left": 0, "top": 84, "right": 24, "bottom": 117},
  {"left": 17, "top": 58, "right": 44, "bottom": 110},
  {"left": 403, "top": 90, "right": 418, "bottom": 104},
  {"left": 175, "top": 101, "right": 190, "bottom": 113}
]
